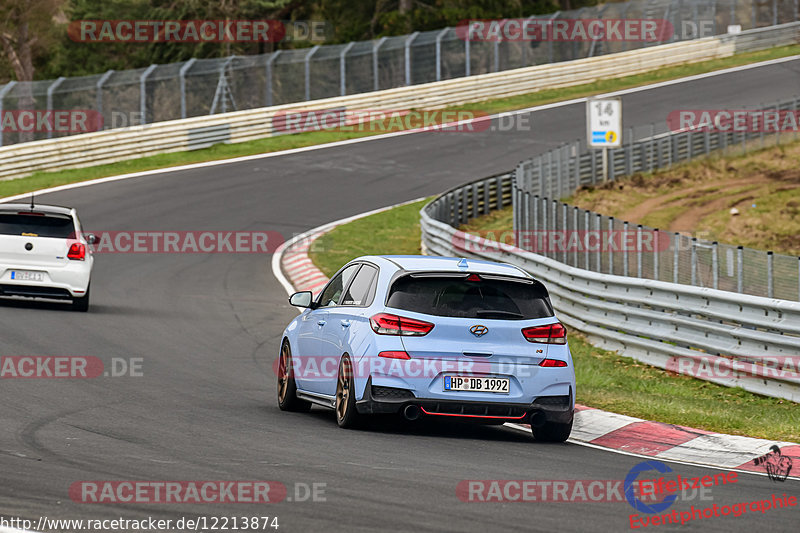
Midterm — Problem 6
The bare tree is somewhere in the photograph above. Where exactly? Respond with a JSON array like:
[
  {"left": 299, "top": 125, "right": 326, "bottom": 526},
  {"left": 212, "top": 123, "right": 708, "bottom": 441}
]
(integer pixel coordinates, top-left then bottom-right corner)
[{"left": 0, "top": 0, "right": 64, "bottom": 82}]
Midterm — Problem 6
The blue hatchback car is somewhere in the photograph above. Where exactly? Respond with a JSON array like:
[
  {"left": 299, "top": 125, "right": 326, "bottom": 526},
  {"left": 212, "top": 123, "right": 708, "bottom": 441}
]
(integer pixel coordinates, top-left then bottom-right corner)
[{"left": 277, "top": 255, "right": 575, "bottom": 442}]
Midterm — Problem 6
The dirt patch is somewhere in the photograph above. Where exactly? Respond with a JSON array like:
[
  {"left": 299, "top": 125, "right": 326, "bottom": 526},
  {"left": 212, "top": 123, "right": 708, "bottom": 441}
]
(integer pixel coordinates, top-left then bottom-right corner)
[{"left": 568, "top": 141, "right": 800, "bottom": 255}]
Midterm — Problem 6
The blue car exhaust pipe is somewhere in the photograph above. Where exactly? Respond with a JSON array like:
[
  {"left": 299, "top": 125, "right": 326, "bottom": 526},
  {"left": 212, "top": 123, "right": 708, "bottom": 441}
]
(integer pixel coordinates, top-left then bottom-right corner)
[
  {"left": 529, "top": 411, "right": 547, "bottom": 428},
  {"left": 403, "top": 405, "right": 421, "bottom": 421}
]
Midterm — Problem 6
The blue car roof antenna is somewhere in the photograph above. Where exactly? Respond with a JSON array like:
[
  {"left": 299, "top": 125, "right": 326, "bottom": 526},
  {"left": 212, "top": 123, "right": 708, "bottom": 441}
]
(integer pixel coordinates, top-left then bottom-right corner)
[{"left": 457, "top": 258, "right": 469, "bottom": 269}]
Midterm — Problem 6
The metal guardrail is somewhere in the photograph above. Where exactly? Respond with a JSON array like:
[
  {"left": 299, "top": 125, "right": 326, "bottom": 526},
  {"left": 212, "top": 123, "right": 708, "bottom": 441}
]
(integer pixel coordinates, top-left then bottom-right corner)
[
  {"left": 0, "top": 33, "right": 745, "bottom": 181},
  {"left": 512, "top": 93, "right": 800, "bottom": 302},
  {"left": 1, "top": 0, "right": 794, "bottom": 148},
  {"left": 421, "top": 175, "right": 800, "bottom": 401}
]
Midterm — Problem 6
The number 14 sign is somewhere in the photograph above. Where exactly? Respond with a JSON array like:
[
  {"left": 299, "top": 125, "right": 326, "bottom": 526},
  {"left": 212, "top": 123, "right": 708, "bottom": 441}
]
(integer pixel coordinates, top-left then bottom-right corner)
[{"left": 587, "top": 97, "right": 622, "bottom": 148}]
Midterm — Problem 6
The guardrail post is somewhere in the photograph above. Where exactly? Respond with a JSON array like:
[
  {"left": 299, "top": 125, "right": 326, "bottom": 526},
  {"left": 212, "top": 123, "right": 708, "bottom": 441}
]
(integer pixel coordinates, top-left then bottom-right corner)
[
  {"left": 210, "top": 56, "right": 236, "bottom": 114},
  {"left": 625, "top": 126, "right": 633, "bottom": 175},
  {"left": 561, "top": 203, "right": 568, "bottom": 264},
  {"left": 737, "top": 245, "right": 744, "bottom": 293},
  {"left": 552, "top": 199, "right": 558, "bottom": 260},
  {"left": 584, "top": 210, "right": 590, "bottom": 270},
  {"left": 265, "top": 51, "right": 281, "bottom": 107},
  {"left": 648, "top": 123, "right": 655, "bottom": 172},
  {"left": 462, "top": 186, "right": 469, "bottom": 225},
  {"left": 177, "top": 60, "right": 195, "bottom": 119},
  {"left": 469, "top": 183, "right": 478, "bottom": 218},
  {"left": 595, "top": 213, "right": 602, "bottom": 272},
  {"left": 674, "top": 233, "right": 680, "bottom": 284},
  {"left": 373, "top": 37, "right": 387, "bottom": 92},
  {"left": 483, "top": 179, "right": 490, "bottom": 215},
  {"left": 46, "top": 77, "right": 66, "bottom": 139},
  {"left": 493, "top": 39, "right": 500, "bottom": 72},
  {"left": 140, "top": 64, "right": 157, "bottom": 125},
  {"left": 712, "top": 241, "right": 719, "bottom": 289},
  {"left": 767, "top": 251, "right": 774, "bottom": 298},
  {"left": 691, "top": 238, "right": 698, "bottom": 286},
  {"left": 667, "top": 130, "right": 673, "bottom": 167},
  {"left": 774, "top": 0, "right": 778, "bottom": 25},
  {"left": 653, "top": 228, "right": 660, "bottom": 280},
  {"left": 536, "top": 156, "right": 543, "bottom": 195},
  {"left": 572, "top": 207, "right": 579, "bottom": 266},
  {"left": 464, "top": 34, "right": 471, "bottom": 77},
  {"left": 623, "top": 221, "right": 629, "bottom": 277},
  {"left": 304, "top": 45, "right": 320, "bottom": 101},
  {"left": 608, "top": 217, "right": 614, "bottom": 274},
  {"left": 96, "top": 70, "right": 114, "bottom": 129},
  {"left": 547, "top": 151, "right": 554, "bottom": 197},
  {"left": 0, "top": 81, "right": 17, "bottom": 147},
  {"left": 532, "top": 195, "right": 539, "bottom": 233},
  {"left": 541, "top": 196, "right": 548, "bottom": 236},
  {"left": 555, "top": 146, "right": 562, "bottom": 197},
  {"left": 637, "top": 225, "right": 643, "bottom": 277},
  {"left": 573, "top": 140, "right": 580, "bottom": 189},
  {"left": 404, "top": 32, "right": 420, "bottom": 86},
  {"left": 547, "top": 12, "right": 559, "bottom": 63},
  {"left": 435, "top": 28, "right": 449, "bottom": 81},
  {"left": 339, "top": 42, "right": 355, "bottom": 96}
]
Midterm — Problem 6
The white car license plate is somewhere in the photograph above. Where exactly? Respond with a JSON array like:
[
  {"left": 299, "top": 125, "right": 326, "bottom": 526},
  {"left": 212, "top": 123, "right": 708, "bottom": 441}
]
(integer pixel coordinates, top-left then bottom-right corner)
[
  {"left": 443, "top": 375, "right": 509, "bottom": 393},
  {"left": 10, "top": 270, "right": 45, "bottom": 282}
]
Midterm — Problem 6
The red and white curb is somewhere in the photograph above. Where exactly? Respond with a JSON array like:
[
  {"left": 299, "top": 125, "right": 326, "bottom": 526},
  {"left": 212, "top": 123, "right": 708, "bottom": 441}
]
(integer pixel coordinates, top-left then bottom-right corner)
[
  {"left": 280, "top": 230, "right": 331, "bottom": 296},
  {"left": 272, "top": 205, "right": 799, "bottom": 480}
]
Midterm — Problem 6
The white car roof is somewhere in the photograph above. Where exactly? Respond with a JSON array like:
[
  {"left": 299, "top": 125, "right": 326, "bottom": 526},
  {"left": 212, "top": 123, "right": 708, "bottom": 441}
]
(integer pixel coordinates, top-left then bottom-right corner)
[{"left": 0, "top": 203, "right": 74, "bottom": 216}]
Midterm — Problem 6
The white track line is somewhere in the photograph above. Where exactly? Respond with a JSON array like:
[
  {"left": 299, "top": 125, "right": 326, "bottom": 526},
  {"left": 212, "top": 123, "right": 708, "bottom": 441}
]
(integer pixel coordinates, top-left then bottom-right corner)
[{"left": 3, "top": 54, "right": 798, "bottom": 205}]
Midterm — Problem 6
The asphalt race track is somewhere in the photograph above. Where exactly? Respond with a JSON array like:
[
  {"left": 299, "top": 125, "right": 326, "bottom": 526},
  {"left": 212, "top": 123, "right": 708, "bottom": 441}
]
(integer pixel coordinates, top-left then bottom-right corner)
[{"left": 1, "top": 59, "right": 799, "bottom": 532}]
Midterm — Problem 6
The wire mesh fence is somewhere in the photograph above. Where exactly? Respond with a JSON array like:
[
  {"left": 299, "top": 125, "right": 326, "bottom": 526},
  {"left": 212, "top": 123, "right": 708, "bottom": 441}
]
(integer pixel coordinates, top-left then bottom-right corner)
[
  {"left": 512, "top": 93, "right": 800, "bottom": 302},
  {"left": 1, "top": 0, "right": 797, "bottom": 147}
]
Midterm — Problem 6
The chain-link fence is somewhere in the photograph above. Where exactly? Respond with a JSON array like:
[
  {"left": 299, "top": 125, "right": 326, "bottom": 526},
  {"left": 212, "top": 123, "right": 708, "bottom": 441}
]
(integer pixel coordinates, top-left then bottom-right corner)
[
  {"left": 512, "top": 94, "right": 800, "bottom": 302},
  {"left": 1, "top": 0, "right": 797, "bottom": 147}
]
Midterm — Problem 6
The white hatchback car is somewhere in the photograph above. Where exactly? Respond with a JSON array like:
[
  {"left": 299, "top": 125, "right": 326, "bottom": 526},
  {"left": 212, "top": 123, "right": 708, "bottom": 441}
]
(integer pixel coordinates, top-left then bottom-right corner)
[{"left": 0, "top": 202, "right": 95, "bottom": 311}]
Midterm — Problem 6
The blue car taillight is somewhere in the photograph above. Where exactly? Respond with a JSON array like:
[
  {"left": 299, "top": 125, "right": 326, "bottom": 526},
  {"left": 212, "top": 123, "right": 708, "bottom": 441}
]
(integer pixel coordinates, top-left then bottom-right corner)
[
  {"left": 521, "top": 323, "right": 567, "bottom": 345},
  {"left": 370, "top": 313, "right": 434, "bottom": 336}
]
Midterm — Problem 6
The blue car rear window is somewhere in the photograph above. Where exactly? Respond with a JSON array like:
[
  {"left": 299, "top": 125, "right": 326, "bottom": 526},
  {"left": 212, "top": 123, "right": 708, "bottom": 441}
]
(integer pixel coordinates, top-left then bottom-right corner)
[{"left": 387, "top": 275, "right": 553, "bottom": 320}]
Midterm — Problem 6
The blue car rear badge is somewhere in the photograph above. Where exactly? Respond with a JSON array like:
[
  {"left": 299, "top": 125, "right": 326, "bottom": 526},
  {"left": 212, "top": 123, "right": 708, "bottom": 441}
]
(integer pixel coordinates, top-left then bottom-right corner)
[{"left": 470, "top": 325, "right": 488, "bottom": 337}]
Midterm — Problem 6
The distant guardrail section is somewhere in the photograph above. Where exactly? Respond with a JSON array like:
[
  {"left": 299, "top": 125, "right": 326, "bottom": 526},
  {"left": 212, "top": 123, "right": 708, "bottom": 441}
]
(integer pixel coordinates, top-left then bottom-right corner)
[{"left": 1, "top": 23, "right": 798, "bottom": 181}]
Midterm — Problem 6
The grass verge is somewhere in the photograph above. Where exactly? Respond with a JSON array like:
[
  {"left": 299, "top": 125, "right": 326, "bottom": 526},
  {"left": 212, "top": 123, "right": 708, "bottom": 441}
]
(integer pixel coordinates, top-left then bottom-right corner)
[
  {"left": 2, "top": 44, "right": 799, "bottom": 200},
  {"left": 306, "top": 199, "right": 799, "bottom": 442}
]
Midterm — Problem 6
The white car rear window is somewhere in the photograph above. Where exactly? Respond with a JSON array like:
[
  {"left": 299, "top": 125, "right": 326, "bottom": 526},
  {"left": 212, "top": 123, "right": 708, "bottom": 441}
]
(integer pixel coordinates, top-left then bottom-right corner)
[{"left": 0, "top": 213, "right": 75, "bottom": 239}]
